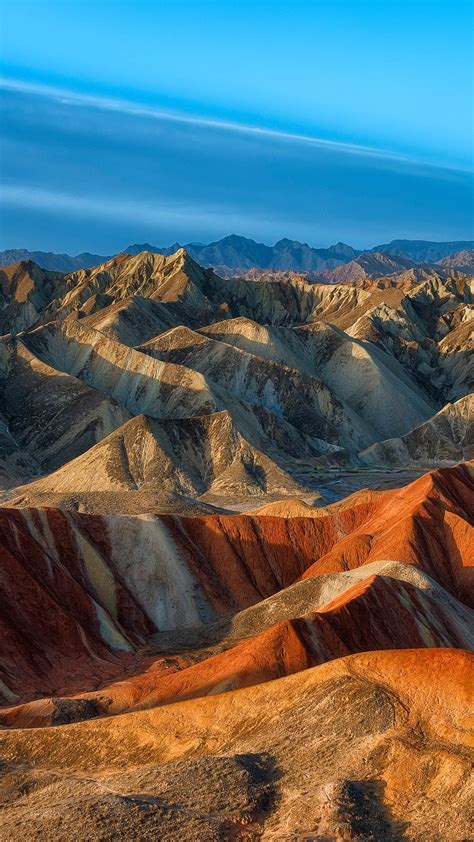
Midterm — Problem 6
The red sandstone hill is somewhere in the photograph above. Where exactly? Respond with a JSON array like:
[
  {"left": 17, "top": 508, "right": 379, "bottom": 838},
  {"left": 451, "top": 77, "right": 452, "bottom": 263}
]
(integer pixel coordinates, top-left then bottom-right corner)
[
  {"left": 0, "top": 462, "right": 473, "bottom": 839},
  {"left": 301, "top": 461, "right": 473, "bottom": 604},
  {"left": 4, "top": 565, "right": 472, "bottom": 729},
  {"left": 0, "top": 462, "right": 471, "bottom": 715}
]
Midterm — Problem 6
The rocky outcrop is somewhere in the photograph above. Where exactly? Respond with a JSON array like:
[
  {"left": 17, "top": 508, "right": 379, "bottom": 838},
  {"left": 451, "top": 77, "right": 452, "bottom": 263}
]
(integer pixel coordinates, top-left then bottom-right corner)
[
  {"left": 316, "top": 251, "right": 417, "bottom": 283},
  {"left": 7, "top": 411, "right": 310, "bottom": 507},
  {"left": 1, "top": 649, "right": 472, "bottom": 840},
  {"left": 358, "top": 394, "right": 473, "bottom": 466},
  {"left": 438, "top": 247, "right": 474, "bottom": 273},
  {"left": 0, "top": 462, "right": 472, "bottom": 705}
]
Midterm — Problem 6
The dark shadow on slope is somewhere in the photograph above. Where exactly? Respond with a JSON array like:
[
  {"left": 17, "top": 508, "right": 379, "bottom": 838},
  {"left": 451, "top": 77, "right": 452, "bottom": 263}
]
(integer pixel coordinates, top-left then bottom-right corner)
[{"left": 331, "top": 779, "right": 410, "bottom": 841}]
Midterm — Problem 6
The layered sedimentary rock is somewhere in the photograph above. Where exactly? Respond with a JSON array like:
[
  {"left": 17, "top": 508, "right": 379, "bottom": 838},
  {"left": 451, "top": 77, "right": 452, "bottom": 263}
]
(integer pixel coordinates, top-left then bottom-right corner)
[
  {"left": 8, "top": 411, "right": 310, "bottom": 511},
  {"left": 4, "top": 560, "right": 472, "bottom": 730},
  {"left": 1, "top": 462, "right": 472, "bottom": 708},
  {"left": 0, "top": 250, "right": 472, "bottom": 507},
  {"left": 0, "top": 247, "right": 473, "bottom": 840}
]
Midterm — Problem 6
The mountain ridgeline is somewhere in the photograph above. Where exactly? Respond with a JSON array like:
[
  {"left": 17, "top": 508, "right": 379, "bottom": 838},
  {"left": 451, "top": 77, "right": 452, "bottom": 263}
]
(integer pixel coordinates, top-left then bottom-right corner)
[
  {"left": 0, "top": 246, "right": 472, "bottom": 511},
  {"left": 1, "top": 234, "right": 473, "bottom": 276}
]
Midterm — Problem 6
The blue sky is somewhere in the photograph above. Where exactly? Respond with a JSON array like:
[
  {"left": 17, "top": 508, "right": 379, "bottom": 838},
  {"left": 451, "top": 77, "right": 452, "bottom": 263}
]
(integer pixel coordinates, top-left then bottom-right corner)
[{"left": 1, "top": 0, "right": 473, "bottom": 252}]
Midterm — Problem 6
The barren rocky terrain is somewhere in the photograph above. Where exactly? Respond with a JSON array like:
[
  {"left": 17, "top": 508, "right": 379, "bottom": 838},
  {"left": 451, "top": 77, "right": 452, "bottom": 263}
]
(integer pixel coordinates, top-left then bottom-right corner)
[{"left": 0, "top": 247, "right": 472, "bottom": 839}]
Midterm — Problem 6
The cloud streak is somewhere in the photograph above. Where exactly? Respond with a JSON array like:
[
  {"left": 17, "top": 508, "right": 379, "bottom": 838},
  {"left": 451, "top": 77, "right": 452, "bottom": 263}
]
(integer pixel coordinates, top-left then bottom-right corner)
[
  {"left": 1, "top": 74, "right": 472, "bottom": 251},
  {"left": 1, "top": 184, "right": 281, "bottom": 236},
  {"left": 2, "top": 76, "right": 465, "bottom": 172}
]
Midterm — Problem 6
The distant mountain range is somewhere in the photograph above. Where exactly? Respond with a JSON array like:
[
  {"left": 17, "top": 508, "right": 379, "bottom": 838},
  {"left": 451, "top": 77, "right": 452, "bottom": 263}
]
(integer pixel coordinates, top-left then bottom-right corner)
[
  {"left": 127, "top": 236, "right": 362, "bottom": 274},
  {"left": 0, "top": 249, "right": 106, "bottom": 273},
  {"left": 371, "top": 239, "right": 474, "bottom": 263},
  {"left": 1, "top": 235, "right": 473, "bottom": 276}
]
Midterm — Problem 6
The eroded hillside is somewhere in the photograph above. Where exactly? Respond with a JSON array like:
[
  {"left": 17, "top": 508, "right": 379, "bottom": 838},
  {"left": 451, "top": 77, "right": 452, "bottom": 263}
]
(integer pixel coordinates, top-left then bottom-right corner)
[
  {"left": 0, "top": 249, "right": 472, "bottom": 510},
  {"left": 0, "top": 249, "right": 473, "bottom": 840},
  {"left": 0, "top": 462, "right": 473, "bottom": 838}
]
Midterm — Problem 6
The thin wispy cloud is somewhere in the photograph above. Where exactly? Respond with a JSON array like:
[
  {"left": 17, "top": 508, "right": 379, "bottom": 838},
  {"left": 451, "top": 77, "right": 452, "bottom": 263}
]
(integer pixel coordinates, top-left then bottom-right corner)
[
  {"left": 2, "top": 184, "right": 281, "bottom": 236},
  {"left": 1, "top": 76, "right": 462, "bottom": 171},
  {"left": 1, "top": 75, "right": 472, "bottom": 251}
]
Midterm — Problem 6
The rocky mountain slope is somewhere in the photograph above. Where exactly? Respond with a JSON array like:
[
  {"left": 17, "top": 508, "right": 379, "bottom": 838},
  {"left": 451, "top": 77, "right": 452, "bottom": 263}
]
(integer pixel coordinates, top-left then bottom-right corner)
[
  {"left": 0, "top": 248, "right": 471, "bottom": 511},
  {"left": 437, "top": 247, "right": 474, "bottom": 273},
  {"left": 316, "top": 250, "right": 418, "bottom": 283},
  {"left": 0, "top": 245, "right": 472, "bottom": 839},
  {"left": 0, "top": 462, "right": 472, "bottom": 838},
  {"left": 358, "top": 394, "right": 473, "bottom": 466}
]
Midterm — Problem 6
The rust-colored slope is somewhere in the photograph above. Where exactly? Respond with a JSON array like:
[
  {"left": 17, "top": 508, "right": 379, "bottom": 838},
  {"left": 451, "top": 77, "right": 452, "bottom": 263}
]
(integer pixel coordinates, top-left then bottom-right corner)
[
  {"left": 302, "top": 462, "right": 474, "bottom": 604},
  {"left": 177, "top": 462, "right": 473, "bottom": 607},
  {"left": 4, "top": 569, "right": 472, "bottom": 728},
  {"left": 0, "top": 649, "right": 472, "bottom": 842},
  {"left": 0, "top": 463, "right": 471, "bottom": 707},
  {"left": 0, "top": 508, "right": 155, "bottom": 701},
  {"left": 0, "top": 504, "right": 333, "bottom": 701},
  {"left": 2, "top": 648, "right": 472, "bottom": 772}
]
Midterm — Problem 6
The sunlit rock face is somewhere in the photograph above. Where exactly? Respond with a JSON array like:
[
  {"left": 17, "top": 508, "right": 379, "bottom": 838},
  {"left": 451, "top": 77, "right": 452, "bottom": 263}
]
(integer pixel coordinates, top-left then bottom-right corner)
[
  {"left": 0, "top": 250, "right": 472, "bottom": 507},
  {"left": 0, "top": 461, "right": 472, "bottom": 705},
  {"left": 0, "top": 249, "right": 472, "bottom": 840}
]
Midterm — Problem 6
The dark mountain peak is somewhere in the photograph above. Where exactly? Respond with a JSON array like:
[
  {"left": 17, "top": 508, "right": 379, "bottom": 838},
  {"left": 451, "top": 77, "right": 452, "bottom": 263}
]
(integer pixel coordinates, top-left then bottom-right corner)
[
  {"left": 327, "top": 242, "right": 360, "bottom": 259},
  {"left": 372, "top": 239, "right": 474, "bottom": 262},
  {"left": 124, "top": 242, "right": 181, "bottom": 256},
  {"left": 274, "top": 238, "right": 307, "bottom": 248},
  {"left": 2, "top": 236, "right": 473, "bottom": 277},
  {"left": 217, "top": 234, "right": 257, "bottom": 245}
]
